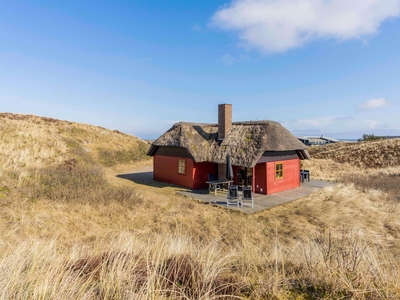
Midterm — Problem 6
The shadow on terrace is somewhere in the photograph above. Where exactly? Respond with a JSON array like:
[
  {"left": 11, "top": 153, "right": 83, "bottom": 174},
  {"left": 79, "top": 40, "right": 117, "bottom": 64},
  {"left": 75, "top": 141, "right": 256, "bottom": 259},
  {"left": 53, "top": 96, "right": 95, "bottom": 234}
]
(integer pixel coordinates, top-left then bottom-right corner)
[{"left": 116, "top": 171, "right": 172, "bottom": 189}]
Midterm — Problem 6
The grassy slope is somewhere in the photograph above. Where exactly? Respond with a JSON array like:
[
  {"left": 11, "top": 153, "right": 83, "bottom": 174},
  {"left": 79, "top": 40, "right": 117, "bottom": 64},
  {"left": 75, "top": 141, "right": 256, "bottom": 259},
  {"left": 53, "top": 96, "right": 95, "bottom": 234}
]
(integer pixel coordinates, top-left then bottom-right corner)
[
  {"left": 308, "top": 139, "right": 400, "bottom": 168},
  {"left": 0, "top": 112, "right": 151, "bottom": 248},
  {"left": 1, "top": 115, "right": 400, "bottom": 298},
  {"left": 0, "top": 112, "right": 150, "bottom": 170}
]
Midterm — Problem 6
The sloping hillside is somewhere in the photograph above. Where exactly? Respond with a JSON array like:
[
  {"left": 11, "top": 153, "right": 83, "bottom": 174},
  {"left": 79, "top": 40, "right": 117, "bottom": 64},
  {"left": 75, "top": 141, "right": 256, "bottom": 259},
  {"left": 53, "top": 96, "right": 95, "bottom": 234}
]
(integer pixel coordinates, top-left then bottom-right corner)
[
  {"left": 308, "top": 139, "right": 400, "bottom": 168},
  {"left": 0, "top": 113, "right": 150, "bottom": 170},
  {"left": 1, "top": 115, "right": 400, "bottom": 299}
]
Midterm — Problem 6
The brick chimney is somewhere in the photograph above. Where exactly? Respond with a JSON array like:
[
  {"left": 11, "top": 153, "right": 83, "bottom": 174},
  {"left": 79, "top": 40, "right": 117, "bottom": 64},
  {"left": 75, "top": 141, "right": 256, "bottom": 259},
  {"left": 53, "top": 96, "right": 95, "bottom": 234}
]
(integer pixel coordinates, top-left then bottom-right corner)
[{"left": 218, "top": 103, "right": 232, "bottom": 141}]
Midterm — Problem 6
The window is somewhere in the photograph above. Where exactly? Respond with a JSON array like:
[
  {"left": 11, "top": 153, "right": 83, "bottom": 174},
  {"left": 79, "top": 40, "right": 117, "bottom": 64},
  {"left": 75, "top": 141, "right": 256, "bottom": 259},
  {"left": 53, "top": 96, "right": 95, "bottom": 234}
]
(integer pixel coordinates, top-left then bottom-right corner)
[
  {"left": 275, "top": 162, "right": 283, "bottom": 179},
  {"left": 178, "top": 159, "right": 186, "bottom": 175}
]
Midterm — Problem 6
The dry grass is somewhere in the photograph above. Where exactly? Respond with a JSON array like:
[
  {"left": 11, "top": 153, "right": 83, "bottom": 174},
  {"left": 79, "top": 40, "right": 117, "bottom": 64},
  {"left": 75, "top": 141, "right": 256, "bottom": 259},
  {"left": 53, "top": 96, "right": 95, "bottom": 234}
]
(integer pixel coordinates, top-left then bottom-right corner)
[
  {"left": 1, "top": 114, "right": 400, "bottom": 299},
  {"left": 304, "top": 139, "right": 400, "bottom": 203},
  {"left": 0, "top": 113, "right": 150, "bottom": 170},
  {"left": 1, "top": 217, "right": 400, "bottom": 299},
  {"left": 308, "top": 139, "right": 400, "bottom": 168}
]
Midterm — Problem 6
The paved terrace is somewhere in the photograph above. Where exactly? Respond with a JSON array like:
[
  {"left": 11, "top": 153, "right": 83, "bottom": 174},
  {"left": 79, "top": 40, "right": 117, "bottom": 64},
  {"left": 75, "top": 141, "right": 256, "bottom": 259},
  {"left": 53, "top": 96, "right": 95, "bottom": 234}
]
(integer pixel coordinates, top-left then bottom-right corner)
[
  {"left": 177, "top": 180, "right": 335, "bottom": 214},
  {"left": 116, "top": 166, "right": 334, "bottom": 214}
]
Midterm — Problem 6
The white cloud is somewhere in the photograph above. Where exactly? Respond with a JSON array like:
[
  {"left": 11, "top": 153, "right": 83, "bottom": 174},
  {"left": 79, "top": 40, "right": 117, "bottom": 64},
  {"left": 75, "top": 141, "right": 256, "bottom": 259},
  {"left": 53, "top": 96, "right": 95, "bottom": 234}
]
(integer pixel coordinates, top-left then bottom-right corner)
[
  {"left": 283, "top": 115, "right": 390, "bottom": 138},
  {"left": 284, "top": 116, "right": 335, "bottom": 130},
  {"left": 221, "top": 53, "right": 251, "bottom": 65},
  {"left": 192, "top": 24, "right": 203, "bottom": 32},
  {"left": 211, "top": 0, "right": 400, "bottom": 52},
  {"left": 221, "top": 53, "right": 236, "bottom": 65},
  {"left": 334, "top": 116, "right": 354, "bottom": 121},
  {"left": 358, "top": 98, "right": 390, "bottom": 110},
  {"left": 368, "top": 120, "right": 378, "bottom": 129}
]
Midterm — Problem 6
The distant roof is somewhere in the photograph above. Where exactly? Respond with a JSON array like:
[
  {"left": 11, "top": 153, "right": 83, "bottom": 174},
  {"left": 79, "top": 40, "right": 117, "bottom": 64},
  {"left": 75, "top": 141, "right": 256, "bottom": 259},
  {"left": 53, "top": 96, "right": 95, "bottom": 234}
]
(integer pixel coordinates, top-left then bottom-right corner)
[
  {"left": 298, "top": 136, "right": 340, "bottom": 142},
  {"left": 148, "top": 121, "right": 310, "bottom": 168}
]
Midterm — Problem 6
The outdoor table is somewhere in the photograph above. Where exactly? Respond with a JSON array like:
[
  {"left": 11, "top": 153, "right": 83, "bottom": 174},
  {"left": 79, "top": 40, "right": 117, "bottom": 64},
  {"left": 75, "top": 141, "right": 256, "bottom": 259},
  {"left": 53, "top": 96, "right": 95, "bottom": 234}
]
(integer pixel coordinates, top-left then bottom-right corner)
[{"left": 205, "top": 179, "right": 233, "bottom": 195}]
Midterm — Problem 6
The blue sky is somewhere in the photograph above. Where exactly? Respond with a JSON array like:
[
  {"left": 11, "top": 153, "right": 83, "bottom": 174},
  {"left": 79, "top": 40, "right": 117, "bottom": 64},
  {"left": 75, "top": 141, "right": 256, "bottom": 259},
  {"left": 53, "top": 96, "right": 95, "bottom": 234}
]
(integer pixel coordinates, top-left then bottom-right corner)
[{"left": 1, "top": 0, "right": 400, "bottom": 139}]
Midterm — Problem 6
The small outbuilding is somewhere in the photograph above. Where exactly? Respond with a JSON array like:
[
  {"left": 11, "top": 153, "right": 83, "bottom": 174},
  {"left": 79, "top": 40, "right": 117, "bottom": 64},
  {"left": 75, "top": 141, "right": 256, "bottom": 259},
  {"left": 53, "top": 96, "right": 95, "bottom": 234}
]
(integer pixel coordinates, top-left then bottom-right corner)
[{"left": 147, "top": 104, "right": 310, "bottom": 195}]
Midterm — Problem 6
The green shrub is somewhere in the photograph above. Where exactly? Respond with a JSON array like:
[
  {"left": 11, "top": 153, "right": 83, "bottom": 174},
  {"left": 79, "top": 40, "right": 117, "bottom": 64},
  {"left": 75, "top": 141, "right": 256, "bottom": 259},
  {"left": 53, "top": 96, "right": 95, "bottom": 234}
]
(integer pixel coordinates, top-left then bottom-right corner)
[{"left": 359, "top": 134, "right": 384, "bottom": 142}]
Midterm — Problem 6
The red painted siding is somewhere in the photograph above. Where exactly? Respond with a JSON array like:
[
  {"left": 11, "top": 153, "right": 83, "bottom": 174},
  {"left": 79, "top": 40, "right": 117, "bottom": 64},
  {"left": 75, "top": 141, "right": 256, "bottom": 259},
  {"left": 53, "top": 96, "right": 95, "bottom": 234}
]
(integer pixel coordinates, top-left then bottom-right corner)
[
  {"left": 153, "top": 155, "right": 194, "bottom": 188},
  {"left": 153, "top": 155, "right": 300, "bottom": 193},
  {"left": 255, "top": 163, "right": 267, "bottom": 194},
  {"left": 266, "top": 158, "right": 300, "bottom": 194},
  {"left": 192, "top": 161, "right": 217, "bottom": 189},
  {"left": 153, "top": 155, "right": 216, "bottom": 189}
]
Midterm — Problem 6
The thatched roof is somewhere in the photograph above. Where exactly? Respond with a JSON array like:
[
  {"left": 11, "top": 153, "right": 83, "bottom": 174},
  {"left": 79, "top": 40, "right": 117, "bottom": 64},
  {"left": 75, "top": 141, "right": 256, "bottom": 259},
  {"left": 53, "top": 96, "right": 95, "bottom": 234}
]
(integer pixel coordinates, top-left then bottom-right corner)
[{"left": 147, "top": 121, "right": 310, "bottom": 168}]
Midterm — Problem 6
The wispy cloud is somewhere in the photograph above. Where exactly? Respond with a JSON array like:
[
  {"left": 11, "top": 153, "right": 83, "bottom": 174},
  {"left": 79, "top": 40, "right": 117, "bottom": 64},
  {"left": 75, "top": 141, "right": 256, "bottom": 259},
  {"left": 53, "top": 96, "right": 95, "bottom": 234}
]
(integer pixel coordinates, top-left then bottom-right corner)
[
  {"left": 221, "top": 53, "right": 236, "bottom": 65},
  {"left": 368, "top": 120, "right": 379, "bottom": 129},
  {"left": 283, "top": 115, "right": 387, "bottom": 134},
  {"left": 211, "top": 0, "right": 400, "bottom": 52},
  {"left": 220, "top": 53, "right": 250, "bottom": 65},
  {"left": 191, "top": 24, "right": 203, "bottom": 32},
  {"left": 334, "top": 116, "right": 354, "bottom": 121},
  {"left": 358, "top": 98, "right": 390, "bottom": 110},
  {"left": 284, "top": 117, "right": 335, "bottom": 130}
]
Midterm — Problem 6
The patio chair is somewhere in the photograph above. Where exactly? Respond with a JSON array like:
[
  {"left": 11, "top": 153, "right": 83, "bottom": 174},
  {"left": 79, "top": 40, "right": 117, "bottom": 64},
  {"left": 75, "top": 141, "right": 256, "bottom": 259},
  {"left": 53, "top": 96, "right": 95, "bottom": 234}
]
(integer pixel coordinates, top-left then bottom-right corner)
[
  {"left": 300, "top": 170, "right": 310, "bottom": 183},
  {"left": 227, "top": 185, "right": 240, "bottom": 207},
  {"left": 241, "top": 186, "right": 254, "bottom": 208}
]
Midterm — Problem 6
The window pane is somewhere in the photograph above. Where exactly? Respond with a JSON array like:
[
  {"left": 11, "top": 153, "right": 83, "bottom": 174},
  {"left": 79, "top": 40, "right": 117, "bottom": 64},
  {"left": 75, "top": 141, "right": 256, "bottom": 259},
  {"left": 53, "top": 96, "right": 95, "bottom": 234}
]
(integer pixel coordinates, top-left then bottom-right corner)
[
  {"left": 275, "top": 163, "right": 283, "bottom": 179},
  {"left": 178, "top": 159, "right": 185, "bottom": 174}
]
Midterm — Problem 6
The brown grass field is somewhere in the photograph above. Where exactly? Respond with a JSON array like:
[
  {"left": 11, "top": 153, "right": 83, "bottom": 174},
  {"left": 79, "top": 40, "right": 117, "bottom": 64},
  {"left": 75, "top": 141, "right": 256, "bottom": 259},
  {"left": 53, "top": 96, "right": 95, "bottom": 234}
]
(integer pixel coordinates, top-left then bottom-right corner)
[{"left": 1, "top": 113, "right": 400, "bottom": 299}]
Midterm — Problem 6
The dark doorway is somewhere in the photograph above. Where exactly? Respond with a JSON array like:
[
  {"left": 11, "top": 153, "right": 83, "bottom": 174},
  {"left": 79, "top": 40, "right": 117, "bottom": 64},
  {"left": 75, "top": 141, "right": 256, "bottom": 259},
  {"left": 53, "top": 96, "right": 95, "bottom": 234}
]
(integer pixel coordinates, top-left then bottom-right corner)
[{"left": 238, "top": 166, "right": 253, "bottom": 188}]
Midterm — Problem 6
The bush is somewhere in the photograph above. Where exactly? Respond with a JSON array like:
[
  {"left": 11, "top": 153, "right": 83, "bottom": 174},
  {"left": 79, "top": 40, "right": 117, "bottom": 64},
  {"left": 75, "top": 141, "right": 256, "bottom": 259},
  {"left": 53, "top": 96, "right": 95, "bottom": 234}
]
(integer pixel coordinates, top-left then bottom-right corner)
[{"left": 359, "top": 134, "right": 384, "bottom": 142}]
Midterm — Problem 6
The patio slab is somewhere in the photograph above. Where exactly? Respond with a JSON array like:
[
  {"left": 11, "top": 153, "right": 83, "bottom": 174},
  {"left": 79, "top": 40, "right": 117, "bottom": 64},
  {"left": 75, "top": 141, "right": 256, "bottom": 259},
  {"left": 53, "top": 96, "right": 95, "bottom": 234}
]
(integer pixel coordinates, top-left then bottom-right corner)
[{"left": 176, "top": 179, "right": 335, "bottom": 214}]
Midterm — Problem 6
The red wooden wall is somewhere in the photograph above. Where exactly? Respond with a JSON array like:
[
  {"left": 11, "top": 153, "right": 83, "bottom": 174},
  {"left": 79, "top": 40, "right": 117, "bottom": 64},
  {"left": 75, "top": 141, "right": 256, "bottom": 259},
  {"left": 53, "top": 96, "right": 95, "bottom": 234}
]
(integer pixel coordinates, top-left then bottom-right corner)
[
  {"left": 153, "top": 155, "right": 215, "bottom": 189},
  {"left": 254, "top": 158, "right": 300, "bottom": 195},
  {"left": 154, "top": 155, "right": 300, "bottom": 193},
  {"left": 153, "top": 155, "right": 193, "bottom": 188},
  {"left": 192, "top": 161, "right": 217, "bottom": 189},
  {"left": 266, "top": 158, "right": 300, "bottom": 194}
]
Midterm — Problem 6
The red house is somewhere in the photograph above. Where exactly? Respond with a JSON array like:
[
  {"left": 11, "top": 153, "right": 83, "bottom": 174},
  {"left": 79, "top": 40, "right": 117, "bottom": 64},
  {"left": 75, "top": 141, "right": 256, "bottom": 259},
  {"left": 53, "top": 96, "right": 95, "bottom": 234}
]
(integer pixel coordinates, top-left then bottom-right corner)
[{"left": 147, "top": 104, "right": 310, "bottom": 195}]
